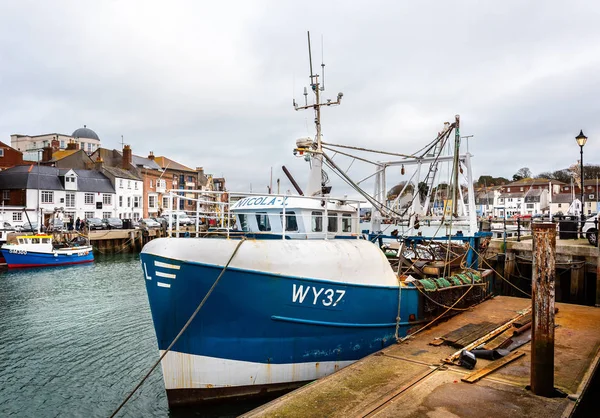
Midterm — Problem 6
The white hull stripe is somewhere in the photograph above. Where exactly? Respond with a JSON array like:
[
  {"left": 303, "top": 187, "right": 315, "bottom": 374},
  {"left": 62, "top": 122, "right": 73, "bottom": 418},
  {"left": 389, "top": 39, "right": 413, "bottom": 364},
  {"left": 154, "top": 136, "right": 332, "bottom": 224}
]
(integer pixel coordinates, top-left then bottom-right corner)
[
  {"left": 143, "top": 263, "right": 151, "bottom": 280},
  {"left": 157, "top": 282, "right": 171, "bottom": 288},
  {"left": 159, "top": 350, "right": 354, "bottom": 389},
  {"left": 154, "top": 261, "right": 181, "bottom": 270},
  {"left": 156, "top": 271, "right": 177, "bottom": 279}
]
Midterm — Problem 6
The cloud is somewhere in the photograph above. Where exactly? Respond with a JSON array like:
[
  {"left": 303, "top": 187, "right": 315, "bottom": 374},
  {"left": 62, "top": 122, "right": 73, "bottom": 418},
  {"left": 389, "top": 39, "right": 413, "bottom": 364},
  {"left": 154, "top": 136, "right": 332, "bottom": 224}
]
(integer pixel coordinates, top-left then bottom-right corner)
[{"left": 1, "top": 0, "right": 600, "bottom": 196}]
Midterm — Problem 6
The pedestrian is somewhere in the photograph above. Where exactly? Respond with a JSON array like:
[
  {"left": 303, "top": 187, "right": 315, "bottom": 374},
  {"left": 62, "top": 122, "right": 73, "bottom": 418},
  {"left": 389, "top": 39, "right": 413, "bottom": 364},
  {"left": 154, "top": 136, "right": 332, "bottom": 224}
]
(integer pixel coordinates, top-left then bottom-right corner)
[
  {"left": 75, "top": 217, "right": 81, "bottom": 231},
  {"left": 80, "top": 219, "right": 86, "bottom": 232}
]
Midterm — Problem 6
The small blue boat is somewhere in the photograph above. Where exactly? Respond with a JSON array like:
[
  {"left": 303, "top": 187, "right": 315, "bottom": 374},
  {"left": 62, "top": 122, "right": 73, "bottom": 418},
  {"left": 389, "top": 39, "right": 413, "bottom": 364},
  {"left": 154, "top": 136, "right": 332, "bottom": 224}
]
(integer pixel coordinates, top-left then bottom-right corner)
[{"left": 1, "top": 234, "right": 94, "bottom": 268}]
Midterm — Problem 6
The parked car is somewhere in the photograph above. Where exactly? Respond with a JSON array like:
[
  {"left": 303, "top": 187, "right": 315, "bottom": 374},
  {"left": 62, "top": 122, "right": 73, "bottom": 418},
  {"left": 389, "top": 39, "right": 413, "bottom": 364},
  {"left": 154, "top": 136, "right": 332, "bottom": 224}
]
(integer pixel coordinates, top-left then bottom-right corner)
[
  {"left": 140, "top": 218, "right": 161, "bottom": 229},
  {"left": 21, "top": 222, "right": 41, "bottom": 232},
  {"left": 86, "top": 218, "right": 106, "bottom": 230},
  {"left": 102, "top": 217, "right": 124, "bottom": 229},
  {"left": 582, "top": 214, "right": 598, "bottom": 246},
  {"left": 47, "top": 218, "right": 66, "bottom": 232},
  {"left": 153, "top": 217, "right": 168, "bottom": 229}
]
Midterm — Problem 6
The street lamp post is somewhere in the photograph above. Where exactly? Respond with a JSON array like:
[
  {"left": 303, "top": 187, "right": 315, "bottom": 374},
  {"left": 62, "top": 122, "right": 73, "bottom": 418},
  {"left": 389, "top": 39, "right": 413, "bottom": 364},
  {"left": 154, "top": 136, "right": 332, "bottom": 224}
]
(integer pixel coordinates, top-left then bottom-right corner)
[{"left": 576, "top": 130, "right": 588, "bottom": 238}]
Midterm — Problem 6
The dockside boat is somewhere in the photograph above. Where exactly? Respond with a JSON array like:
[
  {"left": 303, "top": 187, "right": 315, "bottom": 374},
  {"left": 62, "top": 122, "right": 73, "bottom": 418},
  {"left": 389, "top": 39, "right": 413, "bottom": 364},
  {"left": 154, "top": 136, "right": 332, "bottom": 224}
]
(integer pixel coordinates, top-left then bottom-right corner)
[
  {"left": 1, "top": 234, "right": 93, "bottom": 268},
  {"left": 140, "top": 32, "right": 492, "bottom": 406}
]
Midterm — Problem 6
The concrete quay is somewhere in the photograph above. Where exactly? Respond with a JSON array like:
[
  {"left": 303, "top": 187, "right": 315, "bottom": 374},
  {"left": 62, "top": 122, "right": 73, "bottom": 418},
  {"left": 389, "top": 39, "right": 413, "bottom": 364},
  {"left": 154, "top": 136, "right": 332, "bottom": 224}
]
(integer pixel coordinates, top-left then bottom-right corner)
[{"left": 243, "top": 296, "right": 600, "bottom": 418}]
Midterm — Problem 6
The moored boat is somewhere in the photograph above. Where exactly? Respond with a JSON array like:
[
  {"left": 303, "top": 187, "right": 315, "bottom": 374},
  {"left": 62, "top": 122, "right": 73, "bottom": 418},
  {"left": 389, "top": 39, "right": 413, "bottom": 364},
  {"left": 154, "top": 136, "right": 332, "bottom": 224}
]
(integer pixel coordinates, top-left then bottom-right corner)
[
  {"left": 140, "top": 32, "right": 492, "bottom": 407},
  {"left": 1, "top": 234, "right": 93, "bottom": 268}
]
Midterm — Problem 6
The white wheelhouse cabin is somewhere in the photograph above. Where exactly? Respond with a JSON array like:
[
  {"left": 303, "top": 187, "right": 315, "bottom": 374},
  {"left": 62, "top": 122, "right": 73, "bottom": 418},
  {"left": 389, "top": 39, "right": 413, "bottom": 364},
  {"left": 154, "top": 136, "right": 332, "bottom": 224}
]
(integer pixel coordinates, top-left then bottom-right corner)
[
  {"left": 231, "top": 195, "right": 361, "bottom": 239},
  {"left": 162, "top": 191, "right": 363, "bottom": 240}
]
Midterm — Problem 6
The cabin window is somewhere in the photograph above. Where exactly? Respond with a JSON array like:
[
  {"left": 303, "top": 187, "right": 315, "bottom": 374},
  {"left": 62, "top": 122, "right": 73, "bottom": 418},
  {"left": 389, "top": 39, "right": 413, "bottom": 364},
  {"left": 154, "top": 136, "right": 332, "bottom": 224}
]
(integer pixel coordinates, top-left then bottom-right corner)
[
  {"left": 327, "top": 213, "right": 338, "bottom": 232},
  {"left": 31, "top": 238, "right": 40, "bottom": 244},
  {"left": 280, "top": 211, "right": 298, "bottom": 231},
  {"left": 255, "top": 212, "right": 271, "bottom": 231},
  {"left": 18, "top": 239, "right": 24, "bottom": 244},
  {"left": 311, "top": 211, "right": 323, "bottom": 232},
  {"left": 42, "top": 238, "right": 50, "bottom": 244},
  {"left": 238, "top": 214, "right": 249, "bottom": 231},
  {"left": 12, "top": 213, "right": 22, "bottom": 222},
  {"left": 342, "top": 214, "right": 352, "bottom": 232}
]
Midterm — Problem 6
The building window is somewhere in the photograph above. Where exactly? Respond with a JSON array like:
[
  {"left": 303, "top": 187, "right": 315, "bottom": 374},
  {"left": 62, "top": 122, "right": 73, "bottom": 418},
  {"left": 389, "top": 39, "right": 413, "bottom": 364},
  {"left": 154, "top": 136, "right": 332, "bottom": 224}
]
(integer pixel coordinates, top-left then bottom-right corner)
[
  {"left": 0, "top": 149, "right": 4, "bottom": 157},
  {"left": 134, "top": 182, "right": 138, "bottom": 190},
  {"left": 119, "top": 196, "right": 123, "bottom": 207},
  {"left": 133, "top": 213, "right": 140, "bottom": 221},
  {"left": 507, "top": 187, "right": 511, "bottom": 192},
  {"left": 127, "top": 197, "right": 131, "bottom": 208},
  {"left": 60, "top": 140, "right": 65, "bottom": 149},
  {"left": 65, "top": 211, "right": 75, "bottom": 221},
  {"left": 149, "top": 195, "right": 157, "bottom": 208},
  {"left": 558, "top": 203, "right": 562, "bottom": 208},
  {"left": 133, "top": 196, "right": 140, "bottom": 208},
  {"left": 102, "top": 194, "right": 112, "bottom": 205},
  {"left": 187, "top": 176, "right": 194, "bottom": 183},
  {"left": 65, "top": 176, "right": 75, "bottom": 183},
  {"left": 2, "top": 190, "right": 9, "bottom": 200},
  {"left": 162, "top": 196, "right": 169, "bottom": 208},
  {"left": 12, "top": 212, "right": 22, "bottom": 222},
  {"left": 84, "top": 211, "right": 95, "bottom": 219},
  {"left": 103, "top": 212, "right": 111, "bottom": 219},
  {"left": 84, "top": 193, "right": 94, "bottom": 204},
  {"left": 150, "top": 180, "right": 153, "bottom": 188},
  {"left": 41, "top": 191, "right": 53, "bottom": 204},
  {"left": 520, "top": 187, "right": 523, "bottom": 191},
  {"left": 119, "top": 179, "right": 123, "bottom": 188},
  {"left": 65, "top": 193, "right": 75, "bottom": 208},
  {"left": 87, "top": 143, "right": 92, "bottom": 152},
  {"left": 127, "top": 180, "right": 131, "bottom": 189},
  {"left": 80, "top": 141, "right": 85, "bottom": 150}
]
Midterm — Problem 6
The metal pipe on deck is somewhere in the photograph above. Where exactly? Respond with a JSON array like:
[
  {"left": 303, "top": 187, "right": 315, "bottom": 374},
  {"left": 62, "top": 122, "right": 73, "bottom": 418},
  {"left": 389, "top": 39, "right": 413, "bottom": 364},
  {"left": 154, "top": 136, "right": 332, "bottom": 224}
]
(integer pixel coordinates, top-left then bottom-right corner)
[{"left": 531, "top": 222, "right": 556, "bottom": 396}]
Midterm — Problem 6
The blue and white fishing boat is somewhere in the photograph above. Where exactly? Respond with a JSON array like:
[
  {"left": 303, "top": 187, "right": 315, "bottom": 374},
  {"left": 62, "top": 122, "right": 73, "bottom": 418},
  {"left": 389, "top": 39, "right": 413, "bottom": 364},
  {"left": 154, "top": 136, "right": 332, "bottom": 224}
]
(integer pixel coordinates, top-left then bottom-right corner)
[
  {"left": 141, "top": 33, "right": 491, "bottom": 406},
  {"left": 1, "top": 234, "right": 93, "bottom": 268}
]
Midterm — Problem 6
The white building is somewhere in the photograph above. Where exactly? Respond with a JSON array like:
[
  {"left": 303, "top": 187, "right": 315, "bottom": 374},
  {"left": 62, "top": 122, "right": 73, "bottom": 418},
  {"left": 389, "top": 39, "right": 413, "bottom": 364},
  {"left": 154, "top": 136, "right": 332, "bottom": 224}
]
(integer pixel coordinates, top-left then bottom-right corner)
[
  {"left": 11, "top": 126, "right": 102, "bottom": 161},
  {"left": 0, "top": 165, "right": 115, "bottom": 227},
  {"left": 494, "top": 189, "right": 549, "bottom": 218},
  {"left": 101, "top": 166, "right": 144, "bottom": 221}
]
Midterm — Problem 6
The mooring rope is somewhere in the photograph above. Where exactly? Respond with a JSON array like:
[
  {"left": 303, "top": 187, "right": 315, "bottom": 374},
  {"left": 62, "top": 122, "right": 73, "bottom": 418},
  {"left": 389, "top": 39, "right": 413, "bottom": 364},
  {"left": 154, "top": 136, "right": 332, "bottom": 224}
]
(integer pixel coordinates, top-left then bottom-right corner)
[{"left": 109, "top": 238, "right": 247, "bottom": 418}]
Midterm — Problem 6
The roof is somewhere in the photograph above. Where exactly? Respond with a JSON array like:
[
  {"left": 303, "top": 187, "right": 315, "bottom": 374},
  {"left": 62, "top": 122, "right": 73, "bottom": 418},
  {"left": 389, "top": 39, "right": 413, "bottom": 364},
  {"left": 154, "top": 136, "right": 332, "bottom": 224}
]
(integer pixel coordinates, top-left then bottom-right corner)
[
  {"left": 131, "top": 153, "right": 161, "bottom": 170},
  {"left": 552, "top": 194, "right": 575, "bottom": 204},
  {"left": 0, "top": 165, "right": 114, "bottom": 193},
  {"left": 49, "top": 149, "right": 78, "bottom": 161},
  {"left": 102, "top": 165, "right": 142, "bottom": 181},
  {"left": 154, "top": 156, "right": 195, "bottom": 172},
  {"left": 499, "top": 192, "right": 525, "bottom": 198},
  {"left": 507, "top": 178, "right": 566, "bottom": 186},
  {"left": 72, "top": 125, "right": 99, "bottom": 140}
]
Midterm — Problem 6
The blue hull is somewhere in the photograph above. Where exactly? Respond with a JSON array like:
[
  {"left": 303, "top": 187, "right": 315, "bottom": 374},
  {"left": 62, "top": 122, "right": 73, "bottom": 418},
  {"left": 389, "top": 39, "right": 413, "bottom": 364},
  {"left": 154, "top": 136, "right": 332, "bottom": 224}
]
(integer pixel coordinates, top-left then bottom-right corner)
[
  {"left": 140, "top": 253, "right": 421, "bottom": 366},
  {"left": 1, "top": 249, "right": 94, "bottom": 268}
]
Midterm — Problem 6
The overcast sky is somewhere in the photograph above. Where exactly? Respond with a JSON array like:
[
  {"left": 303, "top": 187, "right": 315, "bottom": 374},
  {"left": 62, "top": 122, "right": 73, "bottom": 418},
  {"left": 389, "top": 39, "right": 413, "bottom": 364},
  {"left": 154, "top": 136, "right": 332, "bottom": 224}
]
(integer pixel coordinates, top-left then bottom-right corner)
[{"left": 1, "top": 0, "right": 600, "bottom": 197}]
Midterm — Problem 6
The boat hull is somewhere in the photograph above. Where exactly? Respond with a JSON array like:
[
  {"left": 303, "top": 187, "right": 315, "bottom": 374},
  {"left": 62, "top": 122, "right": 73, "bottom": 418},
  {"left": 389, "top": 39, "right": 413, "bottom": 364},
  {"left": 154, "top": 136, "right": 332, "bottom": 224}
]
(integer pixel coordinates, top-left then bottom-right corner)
[
  {"left": 1, "top": 248, "right": 94, "bottom": 268},
  {"left": 141, "top": 239, "right": 422, "bottom": 405}
]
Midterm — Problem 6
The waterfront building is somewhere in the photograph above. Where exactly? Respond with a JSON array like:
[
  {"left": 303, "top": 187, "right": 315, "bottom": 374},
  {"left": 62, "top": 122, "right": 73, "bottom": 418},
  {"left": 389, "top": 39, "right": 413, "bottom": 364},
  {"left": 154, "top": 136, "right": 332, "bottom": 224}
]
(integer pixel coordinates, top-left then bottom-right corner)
[
  {"left": 494, "top": 188, "right": 549, "bottom": 218},
  {"left": 99, "top": 165, "right": 144, "bottom": 221},
  {"left": 474, "top": 189, "right": 500, "bottom": 217},
  {"left": 0, "top": 165, "right": 115, "bottom": 227},
  {"left": 0, "top": 141, "right": 35, "bottom": 171},
  {"left": 10, "top": 125, "right": 102, "bottom": 161}
]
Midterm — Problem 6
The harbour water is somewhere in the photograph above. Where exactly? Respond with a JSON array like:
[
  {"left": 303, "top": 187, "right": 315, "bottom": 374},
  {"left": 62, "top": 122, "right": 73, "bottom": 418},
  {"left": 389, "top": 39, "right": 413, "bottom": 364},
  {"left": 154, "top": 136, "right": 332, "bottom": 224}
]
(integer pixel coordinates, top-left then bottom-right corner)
[{"left": 0, "top": 254, "right": 271, "bottom": 417}]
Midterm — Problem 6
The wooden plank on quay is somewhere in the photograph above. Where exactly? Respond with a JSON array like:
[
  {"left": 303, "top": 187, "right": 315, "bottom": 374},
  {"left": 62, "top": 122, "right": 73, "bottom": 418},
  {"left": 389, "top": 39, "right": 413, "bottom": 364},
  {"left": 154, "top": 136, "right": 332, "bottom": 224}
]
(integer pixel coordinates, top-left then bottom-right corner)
[{"left": 461, "top": 351, "right": 526, "bottom": 384}]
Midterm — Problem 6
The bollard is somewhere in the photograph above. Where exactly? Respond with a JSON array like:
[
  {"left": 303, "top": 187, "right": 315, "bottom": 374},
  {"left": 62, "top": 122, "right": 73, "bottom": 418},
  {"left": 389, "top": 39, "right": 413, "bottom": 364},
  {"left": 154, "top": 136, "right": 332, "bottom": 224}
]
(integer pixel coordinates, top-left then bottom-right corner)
[
  {"left": 517, "top": 218, "right": 521, "bottom": 242},
  {"left": 531, "top": 223, "right": 556, "bottom": 396}
]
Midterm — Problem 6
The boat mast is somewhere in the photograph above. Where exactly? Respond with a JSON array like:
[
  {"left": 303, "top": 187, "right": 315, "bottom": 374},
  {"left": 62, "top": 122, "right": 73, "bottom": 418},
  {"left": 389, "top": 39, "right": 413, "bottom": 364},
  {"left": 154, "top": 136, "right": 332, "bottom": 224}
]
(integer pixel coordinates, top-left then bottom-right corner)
[
  {"left": 294, "top": 31, "right": 343, "bottom": 196},
  {"left": 451, "top": 115, "right": 460, "bottom": 217}
]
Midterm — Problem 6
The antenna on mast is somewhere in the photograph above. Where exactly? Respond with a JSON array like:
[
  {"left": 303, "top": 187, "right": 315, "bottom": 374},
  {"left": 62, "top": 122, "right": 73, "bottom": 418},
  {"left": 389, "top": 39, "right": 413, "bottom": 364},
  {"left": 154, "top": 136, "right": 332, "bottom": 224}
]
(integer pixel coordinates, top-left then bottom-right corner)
[{"left": 320, "top": 34, "right": 325, "bottom": 91}]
